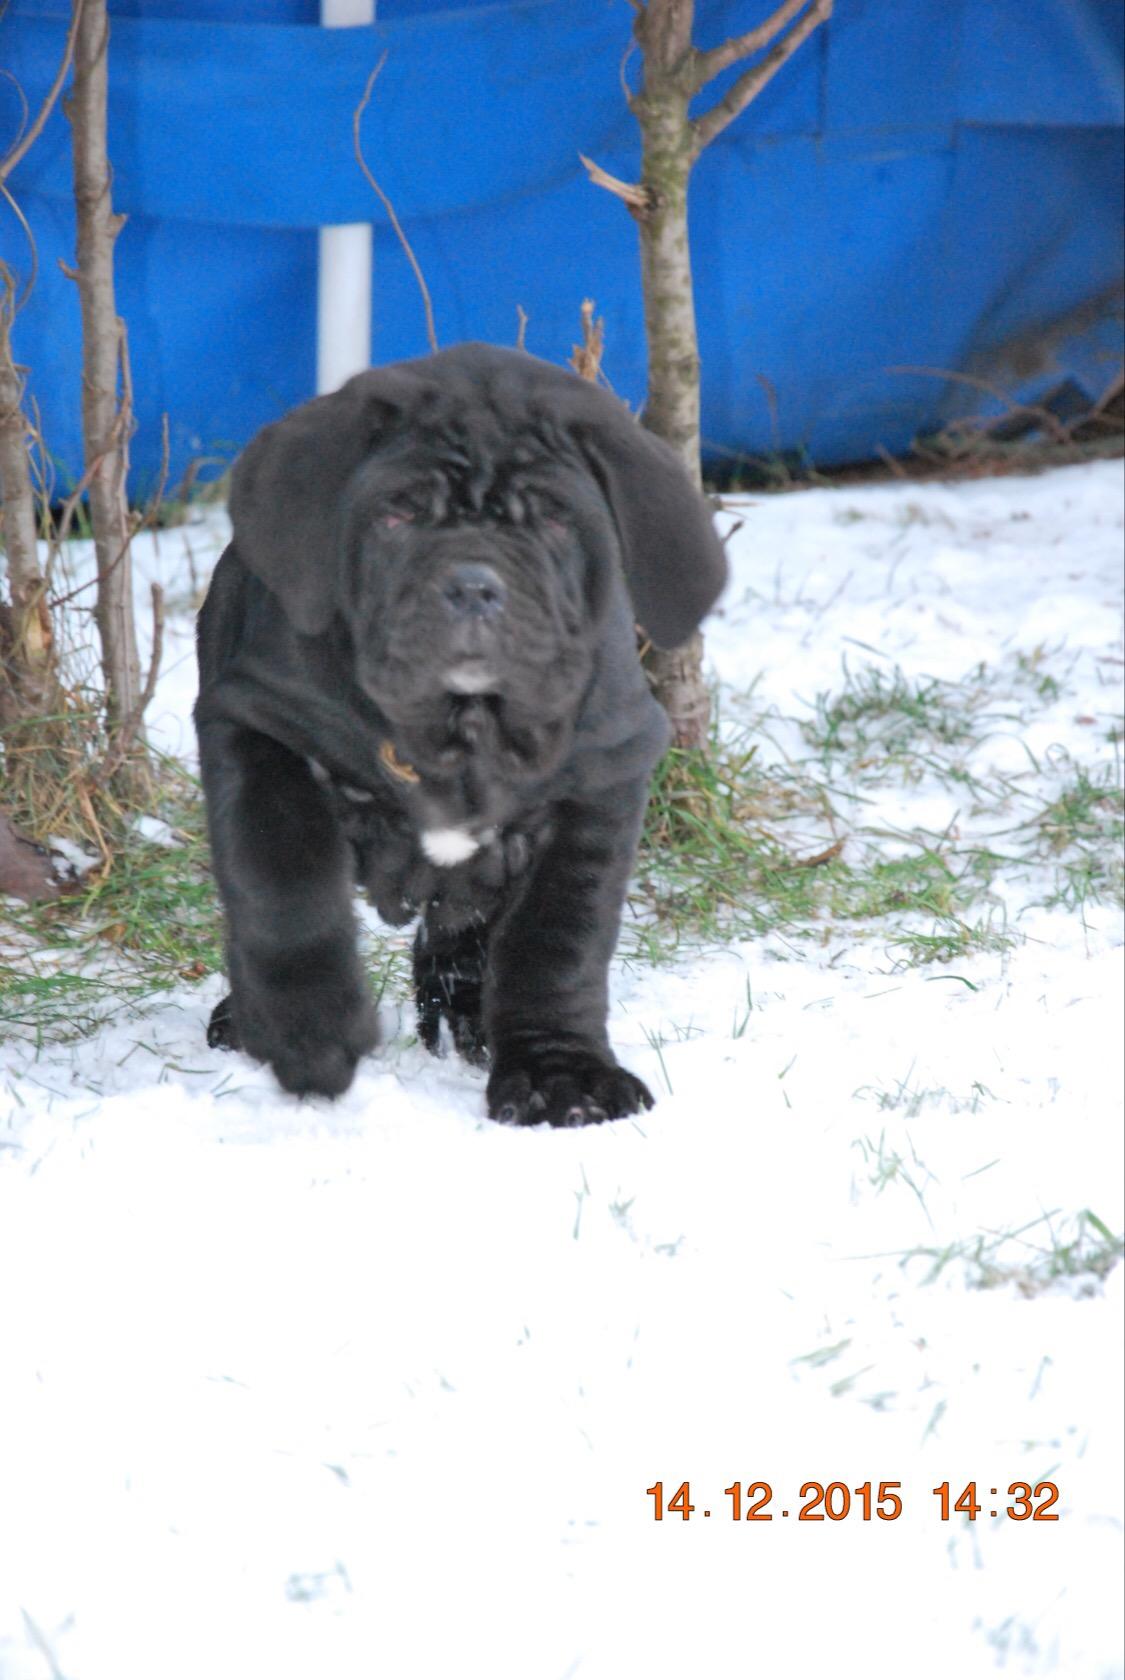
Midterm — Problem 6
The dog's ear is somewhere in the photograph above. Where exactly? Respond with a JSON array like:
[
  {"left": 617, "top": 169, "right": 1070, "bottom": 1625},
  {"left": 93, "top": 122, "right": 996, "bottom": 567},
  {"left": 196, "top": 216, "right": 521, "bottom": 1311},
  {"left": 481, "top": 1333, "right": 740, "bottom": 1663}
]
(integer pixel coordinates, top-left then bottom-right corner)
[
  {"left": 572, "top": 399, "right": 728, "bottom": 650},
  {"left": 228, "top": 367, "right": 420, "bottom": 636}
]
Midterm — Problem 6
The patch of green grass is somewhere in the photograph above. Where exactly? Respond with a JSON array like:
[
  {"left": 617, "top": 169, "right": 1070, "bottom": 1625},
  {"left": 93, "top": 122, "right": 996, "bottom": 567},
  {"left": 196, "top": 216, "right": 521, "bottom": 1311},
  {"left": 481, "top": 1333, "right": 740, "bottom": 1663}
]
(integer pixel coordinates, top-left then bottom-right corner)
[
  {"left": 0, "top": 966, "right": 149, "bottom": 1045},
  {"left": 800, "top": 651, "right": 1081, "bottom": 798},
  {"left": 1013, "top": 648, "right": 1062, "bottom": 704},
  {"left": 630, "top": 705, "right": 1019, "bottom": 967},
  {"left": 631, "top": 722, "right": 847, "bottom": 954},
  {"left": 884, "top": 918, "right": 1014, "bottom": 969},
  {"left": 898, "top": 1209, "right": 1124, "bottom": 1293},
  {"left": 854, "top": 1072, "right": 996, "bottom": 1117},
  {"left": 5, "top": 644, "right": 1117, "bottom": 1042},
  {"left": 1023, "top": 763, "right": 1125, "bottom": 910},
  {"left": 852, "top": 1130, "right": 933, "bottom": 1213},
  {"left": 1, "top": 783, "right": 221, "bottom": 1044},
  {"left": 833, "top": 849, "right": 968, "bottom": 919},
  {"left": 802, "top": 665, "right": 980, "bottom": 767},
  {"left": 0, "top": 778, "right": 412, "bottom": 1047},
  {"left": 1036, "top": 764, "right": 1124, "bottom": 853}
]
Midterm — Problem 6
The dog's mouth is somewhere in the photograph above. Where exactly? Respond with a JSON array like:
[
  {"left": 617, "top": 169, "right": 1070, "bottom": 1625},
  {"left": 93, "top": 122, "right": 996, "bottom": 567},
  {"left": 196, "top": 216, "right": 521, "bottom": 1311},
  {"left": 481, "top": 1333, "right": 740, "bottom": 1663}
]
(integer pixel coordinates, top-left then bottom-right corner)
[{"left": 375, "top": 691, "right": 574, "bottom": 790}]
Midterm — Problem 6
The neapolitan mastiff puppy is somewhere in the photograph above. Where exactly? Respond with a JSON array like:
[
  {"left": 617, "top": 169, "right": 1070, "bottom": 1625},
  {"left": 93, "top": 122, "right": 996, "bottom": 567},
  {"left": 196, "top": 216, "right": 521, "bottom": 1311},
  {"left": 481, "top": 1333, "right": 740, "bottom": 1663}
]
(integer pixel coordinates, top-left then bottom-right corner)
[{"left": 195, "top": 343, "right": 727, "bottom": 1124}]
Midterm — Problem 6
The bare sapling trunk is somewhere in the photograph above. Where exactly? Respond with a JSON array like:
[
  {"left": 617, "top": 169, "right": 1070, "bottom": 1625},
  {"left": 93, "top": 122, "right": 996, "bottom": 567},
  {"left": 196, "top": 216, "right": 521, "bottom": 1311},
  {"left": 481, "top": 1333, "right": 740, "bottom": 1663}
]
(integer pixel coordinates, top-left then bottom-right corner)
[
  {"left": 0, "top": 267, "right": 71, "bottom": 898},
  {"left": 0, "top": 266, "right": 73, "bottom": 902},
  {"left": 0, "top": 268, "right": 63, "bottom": 733},
  {"left": 584, "top": 0, "right": 833, "bottom": 749},
  {"left": 0, "top": 0, "right": 92, "bottom": 895},
  {"left": 65, "top": 0, "right": 150, "bottom": 802},
  {"left": 631, "top": 11, "right": 709, "bottom": 748}
]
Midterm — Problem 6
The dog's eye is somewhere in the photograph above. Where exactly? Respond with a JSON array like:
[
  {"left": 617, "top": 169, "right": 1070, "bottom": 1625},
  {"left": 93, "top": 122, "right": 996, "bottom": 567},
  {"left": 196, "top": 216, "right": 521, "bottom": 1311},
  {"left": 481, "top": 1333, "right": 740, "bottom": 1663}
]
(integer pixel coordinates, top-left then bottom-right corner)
[{"left": 383, "top": 510, "right": 414, "bottom": 529}]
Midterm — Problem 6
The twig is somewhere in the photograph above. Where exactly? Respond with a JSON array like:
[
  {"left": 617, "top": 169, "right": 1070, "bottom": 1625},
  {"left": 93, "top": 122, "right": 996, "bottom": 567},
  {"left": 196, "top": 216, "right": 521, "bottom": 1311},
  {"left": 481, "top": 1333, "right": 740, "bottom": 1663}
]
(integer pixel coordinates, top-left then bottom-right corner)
[
  {"left": 619, "top": 32, "right": 638, "bottom": 104},
  {"left": 515, "top": 304, "right": 529, "bottom": 350},
  {"left": 1088, "top": 365, "right": 1124, "bottom": 417},
  {"left": 0, "top": 0, "right": 86, "bottom": 183},
  {"left": 47, "top": 409, "right": 136, "bottom": 606},
  {"left": 578, "top": 153, "right": 649, "bottom": 214},
  {"left": 75, "top": 768, "right": 111, "bottom": 866},
  {"left": 0, "top": 179, "right": 39, "bottom": 306},
  {"left": 792, "top": 838, "right": 845, "bottom": 869},
  {"left": 875, "top": 442, "right": 908, "bottom": 479},
  {"left": 692, "top": 0, "right": 833, "bottom": 154},
  {"left": 134, "top": 411, "right": 171, "bottom": 547},
  {"left": 889, "top": 364, "right": 1074, "bottom": 446},
  {"left": 692, "top": 0, "right": 810, "bottom": 88},
  {"left": 353, "top": 53, "right": 438, "bottom": 354},
  {"left": 570, "top": 298, "right": 605, "bottom": 384},
  {"left": 94, "top": 580, "right": 163, "bottom": 787}
]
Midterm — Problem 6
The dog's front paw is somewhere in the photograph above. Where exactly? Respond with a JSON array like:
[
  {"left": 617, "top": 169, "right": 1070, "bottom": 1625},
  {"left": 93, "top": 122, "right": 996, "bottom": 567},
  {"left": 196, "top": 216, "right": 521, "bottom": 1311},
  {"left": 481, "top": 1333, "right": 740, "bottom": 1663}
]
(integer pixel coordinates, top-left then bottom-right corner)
[
  {"left": 487, "top": 1054, "right": 653, "bottom": 1127},
  {"left": 215, "top": 984, "right": 378, "bottom": 1099},
  {"left": 264, "top": 1011, "right": 378, "bottom": 1098}
]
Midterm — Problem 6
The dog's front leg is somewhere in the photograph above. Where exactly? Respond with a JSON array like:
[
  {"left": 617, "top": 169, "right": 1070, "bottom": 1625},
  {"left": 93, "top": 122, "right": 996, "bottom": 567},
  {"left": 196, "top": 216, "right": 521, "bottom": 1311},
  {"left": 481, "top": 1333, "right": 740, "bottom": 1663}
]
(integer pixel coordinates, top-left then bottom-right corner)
[
  {"left": 199, "top": 721, "right": 377, "bottom": 1097},
  {"left": 484, "top": 779, "right": 653, "bottom": 1127}
]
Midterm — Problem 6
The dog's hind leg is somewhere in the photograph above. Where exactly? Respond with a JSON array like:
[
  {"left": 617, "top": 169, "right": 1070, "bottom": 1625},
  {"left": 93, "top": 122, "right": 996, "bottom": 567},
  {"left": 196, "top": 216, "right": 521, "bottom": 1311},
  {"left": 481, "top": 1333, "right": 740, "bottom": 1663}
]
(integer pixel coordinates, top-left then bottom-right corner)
[{"left": 413, "top": 918, "right": 489, "bottom": 1067}]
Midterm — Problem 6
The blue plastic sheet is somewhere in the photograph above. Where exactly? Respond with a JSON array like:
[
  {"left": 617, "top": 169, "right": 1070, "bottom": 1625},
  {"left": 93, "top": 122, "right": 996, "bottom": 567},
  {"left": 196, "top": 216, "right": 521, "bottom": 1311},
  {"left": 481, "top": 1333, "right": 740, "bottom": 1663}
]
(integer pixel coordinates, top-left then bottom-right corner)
[{"left": 2, "top": 0, "right": 1122, "bottom": 485}]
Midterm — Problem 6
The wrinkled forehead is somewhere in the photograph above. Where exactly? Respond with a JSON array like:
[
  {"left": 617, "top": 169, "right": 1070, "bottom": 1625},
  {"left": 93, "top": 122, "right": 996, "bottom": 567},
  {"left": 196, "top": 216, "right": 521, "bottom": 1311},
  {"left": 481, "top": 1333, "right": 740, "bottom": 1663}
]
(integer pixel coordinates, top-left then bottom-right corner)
[{"left": 340, "top": 438, "right": 606, "bottom": 530}]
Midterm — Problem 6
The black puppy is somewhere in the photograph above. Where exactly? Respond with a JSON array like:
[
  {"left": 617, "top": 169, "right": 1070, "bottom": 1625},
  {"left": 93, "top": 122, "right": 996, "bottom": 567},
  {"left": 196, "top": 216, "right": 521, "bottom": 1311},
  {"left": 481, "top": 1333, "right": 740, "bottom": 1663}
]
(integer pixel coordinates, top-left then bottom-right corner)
[{"left": 195, "top": 343, "right": 727, "bottom": 1124}]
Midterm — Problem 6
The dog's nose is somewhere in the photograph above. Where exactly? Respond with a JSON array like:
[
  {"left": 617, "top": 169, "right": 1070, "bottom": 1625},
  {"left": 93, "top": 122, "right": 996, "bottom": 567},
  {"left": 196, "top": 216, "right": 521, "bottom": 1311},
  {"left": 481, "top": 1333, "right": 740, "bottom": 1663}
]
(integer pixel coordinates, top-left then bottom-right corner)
[{"left": 440, "top": 563, "right": 507, "bottom": 621}]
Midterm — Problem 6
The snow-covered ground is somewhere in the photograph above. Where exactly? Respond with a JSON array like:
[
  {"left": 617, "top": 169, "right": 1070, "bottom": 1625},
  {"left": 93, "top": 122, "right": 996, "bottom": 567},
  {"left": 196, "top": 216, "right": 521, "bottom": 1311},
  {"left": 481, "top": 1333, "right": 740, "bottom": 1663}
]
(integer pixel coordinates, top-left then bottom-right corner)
[{"left": 1, "top": 460, "right": 1122, "bottom": 1680}]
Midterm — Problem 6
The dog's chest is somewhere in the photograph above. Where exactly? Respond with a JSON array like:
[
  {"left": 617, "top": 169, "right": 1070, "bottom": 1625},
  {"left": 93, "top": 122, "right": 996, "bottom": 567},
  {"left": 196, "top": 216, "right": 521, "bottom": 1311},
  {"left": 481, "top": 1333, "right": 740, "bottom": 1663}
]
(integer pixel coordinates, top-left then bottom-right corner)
[{"left": 313, "top": 757, "right": 545, "bottom": 932}]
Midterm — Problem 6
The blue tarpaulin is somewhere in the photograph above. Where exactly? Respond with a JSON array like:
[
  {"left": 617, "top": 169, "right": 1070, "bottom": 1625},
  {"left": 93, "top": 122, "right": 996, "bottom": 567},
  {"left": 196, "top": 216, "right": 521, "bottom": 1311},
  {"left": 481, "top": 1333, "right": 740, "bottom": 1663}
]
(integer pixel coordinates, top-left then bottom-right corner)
[{"left": 2, "top": 0, "right": 1123, "bottom": 486}]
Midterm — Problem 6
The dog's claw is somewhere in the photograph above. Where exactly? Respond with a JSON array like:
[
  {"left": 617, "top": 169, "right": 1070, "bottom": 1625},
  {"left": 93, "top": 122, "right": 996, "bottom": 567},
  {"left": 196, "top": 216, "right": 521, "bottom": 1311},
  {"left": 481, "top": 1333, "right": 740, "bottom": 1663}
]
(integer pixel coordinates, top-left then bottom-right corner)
[{"left": 487, "top": 1059, "right": 651, "bottom": 1127}]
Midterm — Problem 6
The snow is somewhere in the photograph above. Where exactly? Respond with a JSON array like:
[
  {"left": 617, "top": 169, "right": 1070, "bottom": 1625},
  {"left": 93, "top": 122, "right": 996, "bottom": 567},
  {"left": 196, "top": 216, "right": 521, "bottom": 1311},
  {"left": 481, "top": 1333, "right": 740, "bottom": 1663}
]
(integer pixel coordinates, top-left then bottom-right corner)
[{"left": 1, "top": 461, "right": 1123, "bottom": 1680}]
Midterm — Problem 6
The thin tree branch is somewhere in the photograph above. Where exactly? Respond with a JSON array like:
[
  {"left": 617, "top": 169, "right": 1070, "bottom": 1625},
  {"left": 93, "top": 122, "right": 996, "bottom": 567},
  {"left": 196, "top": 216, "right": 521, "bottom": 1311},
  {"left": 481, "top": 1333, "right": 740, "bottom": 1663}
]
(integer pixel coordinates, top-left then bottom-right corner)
[
  {"left": 47, "top": 390, "right": 133, "bottom": 605},
  {"left": 569, "top": 298, "right": 606, "bottom": 385},
  {"left": 691, "top": 0, "right": 809, "bottom": 90},
  {"left": 619, "top": 32, "right": 639, "bottom": 106},
  {"left": 0, "top": 0, "right": 86, "bottom": 183},
  {"left": 0, "top": 179, "right": 38, "bottom": 306},
  {"left": 0, "top": 72, "right": 30, "bottom": 166},
  {"left": 692, "top": 0, "right": 832, "bottom": 154},
  {"left": 353, "top": 52, "right": 438, "bottom": 355},
  {"left": 888, "top": 363, "right": 1075, "bottom": 446},
  {"left": 95, "top": 579, "right": 163, "bottom": 787},
  {"left": 579, "top": 153, "right": 650, "bottom": 214}
]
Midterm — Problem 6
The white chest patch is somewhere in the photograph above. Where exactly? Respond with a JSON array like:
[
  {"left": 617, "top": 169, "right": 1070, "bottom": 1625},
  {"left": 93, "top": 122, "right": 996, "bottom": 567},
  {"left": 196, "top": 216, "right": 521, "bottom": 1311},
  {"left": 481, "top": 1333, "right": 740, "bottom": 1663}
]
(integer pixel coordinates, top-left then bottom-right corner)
[{"left": 421, "top": 826, "right": 481, "bottom": 867}]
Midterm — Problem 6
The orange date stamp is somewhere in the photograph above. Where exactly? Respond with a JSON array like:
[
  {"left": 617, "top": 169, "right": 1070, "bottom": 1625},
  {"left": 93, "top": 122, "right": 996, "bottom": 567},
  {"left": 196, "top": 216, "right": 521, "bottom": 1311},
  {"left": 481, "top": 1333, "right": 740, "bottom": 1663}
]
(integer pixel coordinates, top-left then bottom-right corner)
[{"left": 646, "top": 1480, "right": 1061, "bottom": 1522}]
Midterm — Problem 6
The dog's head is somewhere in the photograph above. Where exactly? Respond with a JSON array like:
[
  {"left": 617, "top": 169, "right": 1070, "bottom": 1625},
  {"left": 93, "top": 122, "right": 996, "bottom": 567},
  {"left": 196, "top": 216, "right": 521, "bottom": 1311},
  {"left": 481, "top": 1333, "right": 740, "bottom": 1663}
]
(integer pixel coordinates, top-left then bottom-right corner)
[{"left": 228, "top": 344, "right": 728, "bottom": 770}]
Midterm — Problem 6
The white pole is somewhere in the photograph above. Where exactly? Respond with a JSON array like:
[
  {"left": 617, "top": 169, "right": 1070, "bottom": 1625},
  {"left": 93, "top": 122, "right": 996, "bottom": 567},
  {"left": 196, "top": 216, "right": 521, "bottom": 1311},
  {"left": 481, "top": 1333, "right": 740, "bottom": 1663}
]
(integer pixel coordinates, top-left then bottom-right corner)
[{"left": 317, "top": 0, "right": 375, "bottom": 394}]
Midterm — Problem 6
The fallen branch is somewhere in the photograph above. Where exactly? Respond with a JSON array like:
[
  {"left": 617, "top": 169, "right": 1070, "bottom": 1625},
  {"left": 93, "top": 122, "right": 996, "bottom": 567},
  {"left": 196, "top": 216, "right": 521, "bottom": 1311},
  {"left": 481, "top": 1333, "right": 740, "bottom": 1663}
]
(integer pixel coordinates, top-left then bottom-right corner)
[{"left": 792, "top": 837, "right": 845, "bottom": 869}]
